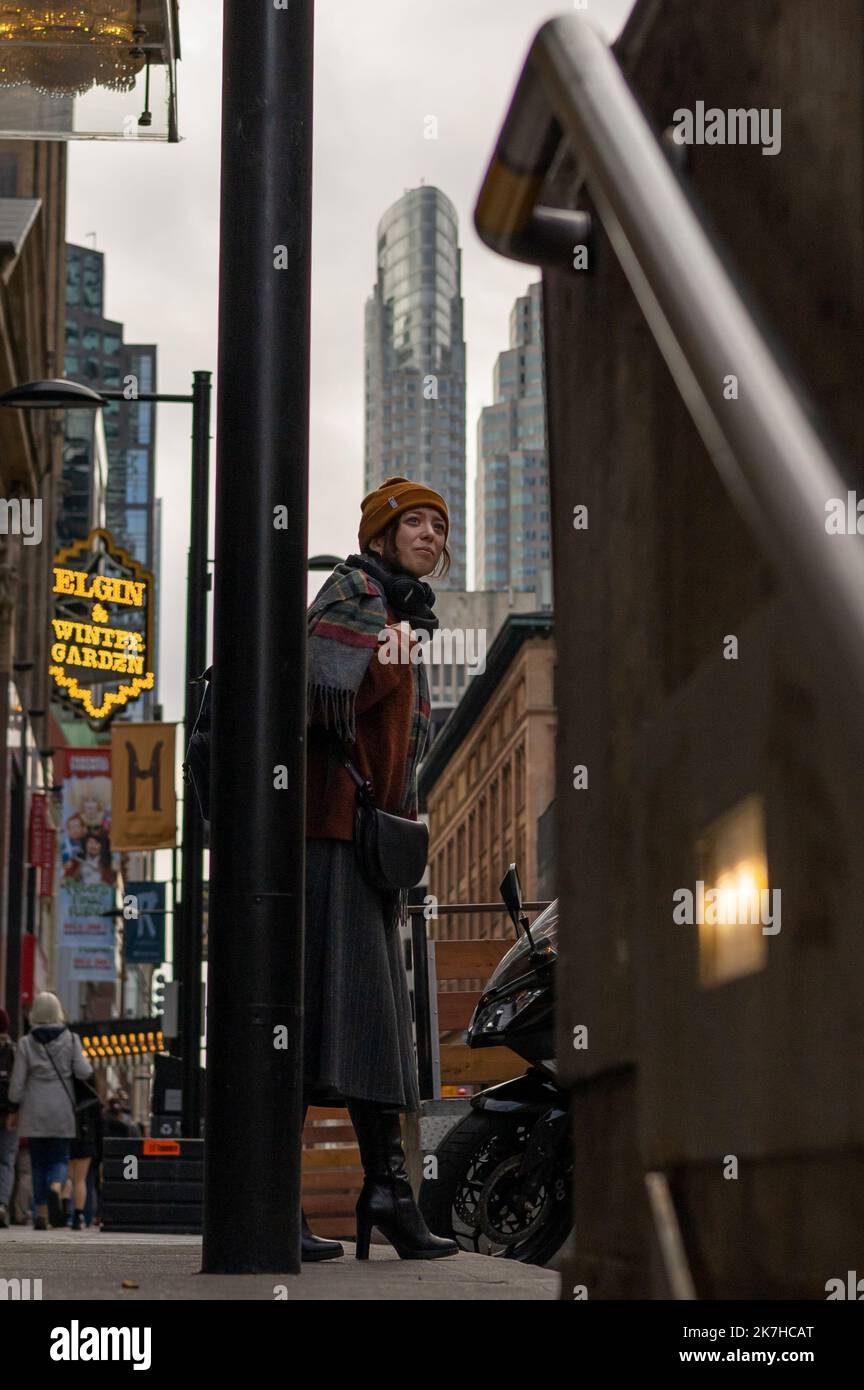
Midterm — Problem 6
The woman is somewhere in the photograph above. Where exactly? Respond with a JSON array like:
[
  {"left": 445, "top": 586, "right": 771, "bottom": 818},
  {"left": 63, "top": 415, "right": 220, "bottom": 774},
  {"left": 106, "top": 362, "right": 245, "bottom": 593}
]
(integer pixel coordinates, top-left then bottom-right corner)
[
  {"left": 303, "top": 475, "right": 458, "bottom": 1262},
  {"left": 5, "top": 992, "right": 95, "bottom": 1230},
  {"left": 62, "top": 1075, "right": 103, "bottom": 1229}
]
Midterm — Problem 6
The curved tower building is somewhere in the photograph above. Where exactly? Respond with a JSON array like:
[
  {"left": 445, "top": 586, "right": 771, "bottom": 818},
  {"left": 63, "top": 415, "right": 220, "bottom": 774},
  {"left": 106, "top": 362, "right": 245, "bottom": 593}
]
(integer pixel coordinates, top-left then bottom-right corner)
[{"left": 364, "top": 185, "right": 466, "bottom": 589}]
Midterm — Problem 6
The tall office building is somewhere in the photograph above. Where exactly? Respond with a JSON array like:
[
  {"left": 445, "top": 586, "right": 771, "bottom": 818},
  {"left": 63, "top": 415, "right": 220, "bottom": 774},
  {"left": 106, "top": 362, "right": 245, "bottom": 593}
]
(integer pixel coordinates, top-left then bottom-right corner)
[
  {"left": 64, "top": 243, "right": 158, "bottom": 569},
  {"left": 364, "top": 185, "right": 466, "bottom": 590},
  {"left": 63, "top": 242, "right": 160, "bottom": 714},
  {"left": 475, "top": 281, "right": 552, "bottom": 606}
]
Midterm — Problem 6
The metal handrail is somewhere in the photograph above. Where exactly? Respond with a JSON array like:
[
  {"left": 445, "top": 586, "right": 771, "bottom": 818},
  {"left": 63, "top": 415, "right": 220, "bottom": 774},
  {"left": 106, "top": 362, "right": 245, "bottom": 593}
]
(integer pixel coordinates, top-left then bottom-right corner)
[
  {"left": 475, "top": 14, "right": 864, "bottom": 701},
  {"left": 406, "top": 900, "right": 551, "bottom": 915}
]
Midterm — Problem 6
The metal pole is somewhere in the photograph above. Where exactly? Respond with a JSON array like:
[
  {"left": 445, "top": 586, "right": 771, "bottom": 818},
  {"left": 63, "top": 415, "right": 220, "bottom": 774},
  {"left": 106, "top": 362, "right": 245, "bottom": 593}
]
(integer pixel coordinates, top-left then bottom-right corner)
[
  {"left": 203, "top": 0, "right": 313, "bottom": 1273},
  {"left": 178, "top": 369, "right": 212, "bottom": 1136}
]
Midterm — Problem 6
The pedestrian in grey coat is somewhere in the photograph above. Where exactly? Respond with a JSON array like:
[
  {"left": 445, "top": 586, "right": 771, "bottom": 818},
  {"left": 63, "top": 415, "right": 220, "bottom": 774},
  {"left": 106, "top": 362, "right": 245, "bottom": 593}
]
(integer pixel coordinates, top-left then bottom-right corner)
[
  {"left": 0, "top": 1006, "right": 18, "bottom": 1225},
  {"left": 5, "top": 992, "right": 94, "bottom": 1229}
]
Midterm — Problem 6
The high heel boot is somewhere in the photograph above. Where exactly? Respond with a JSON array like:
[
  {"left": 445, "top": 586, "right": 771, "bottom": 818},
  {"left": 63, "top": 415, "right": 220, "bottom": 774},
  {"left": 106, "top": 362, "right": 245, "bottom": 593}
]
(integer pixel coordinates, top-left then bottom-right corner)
[
  {"left": 300, "top": 1102, "right": 344, "bottom": 1261},
  {"left": 347, "top": 1097, "right": 459, "bottom": 1260}
]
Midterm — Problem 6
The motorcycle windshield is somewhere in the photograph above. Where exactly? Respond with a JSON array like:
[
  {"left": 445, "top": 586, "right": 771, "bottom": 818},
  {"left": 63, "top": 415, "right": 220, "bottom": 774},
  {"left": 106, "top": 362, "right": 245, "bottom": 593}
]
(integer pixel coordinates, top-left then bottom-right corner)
[{"left": 486, "top": 898, "right": 559, "bottom": 992}]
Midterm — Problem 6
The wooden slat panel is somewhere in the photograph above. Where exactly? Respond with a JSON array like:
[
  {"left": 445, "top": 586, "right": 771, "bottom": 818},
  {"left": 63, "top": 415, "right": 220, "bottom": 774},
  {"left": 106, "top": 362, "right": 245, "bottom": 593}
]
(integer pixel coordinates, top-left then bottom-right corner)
[
  {"left": 301, "top": 1192, "right": 360, "bottom": 1216},
  {"left": 304, "top": 1216, "right": 356, "bottom": 1238},
  {"left": 302, "top": 1123, "right": 356, "bottom": 1145},
  {"left": 301, "top": 1146, "right": 362, "bottom": 1170},
  {"left": 301, "top": 1170, "right": 363, "bottom": 1193},
  {"left": 434, "top": 940, "right": 512, "bottom": 980},
  {"left": 305, "top": 1106, "right": 351, "bottom": 1122},
  {"left": 436, "top": 991, "right": 480, "bottom": 1029},
  {"left": 439, "top": 1044, "right": 525, "bottom": 1083}
]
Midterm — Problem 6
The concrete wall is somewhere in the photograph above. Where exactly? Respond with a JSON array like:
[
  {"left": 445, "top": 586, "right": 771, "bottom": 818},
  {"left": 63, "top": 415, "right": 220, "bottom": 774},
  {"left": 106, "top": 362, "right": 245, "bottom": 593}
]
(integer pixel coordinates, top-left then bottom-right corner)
[{"left": 544, "top": 0, "right": 864, "bottom": 1297}]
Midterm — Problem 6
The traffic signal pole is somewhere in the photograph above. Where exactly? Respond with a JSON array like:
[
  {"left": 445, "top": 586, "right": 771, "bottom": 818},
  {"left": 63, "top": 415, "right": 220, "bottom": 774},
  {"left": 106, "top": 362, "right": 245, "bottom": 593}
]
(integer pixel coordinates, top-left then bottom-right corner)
[{"left": 202, "top": 0, "right": 313, "bottom": 1272}]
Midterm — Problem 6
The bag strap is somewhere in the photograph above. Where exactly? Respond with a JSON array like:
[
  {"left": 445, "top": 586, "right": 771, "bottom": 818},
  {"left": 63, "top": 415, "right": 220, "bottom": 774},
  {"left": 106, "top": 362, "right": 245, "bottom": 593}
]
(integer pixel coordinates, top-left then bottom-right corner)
[
  {"left": 327, "top": 730, "right": 376, "bottom": 807},
  {"left": 36, "top": 1036, "right": 77, "bottom": 1121}
]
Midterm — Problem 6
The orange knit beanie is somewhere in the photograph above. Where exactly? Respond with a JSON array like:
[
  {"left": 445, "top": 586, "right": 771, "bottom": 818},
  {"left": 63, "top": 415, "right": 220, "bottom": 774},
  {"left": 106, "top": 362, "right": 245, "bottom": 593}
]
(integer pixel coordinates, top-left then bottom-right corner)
[{"left": 358, "top": 475, "right": 449, "bottom": 551}]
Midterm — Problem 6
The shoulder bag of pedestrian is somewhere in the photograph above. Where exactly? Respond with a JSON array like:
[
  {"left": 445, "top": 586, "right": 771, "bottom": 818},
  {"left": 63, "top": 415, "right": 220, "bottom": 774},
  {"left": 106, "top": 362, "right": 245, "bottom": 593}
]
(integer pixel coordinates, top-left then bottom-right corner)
[
  {"left": 330, "top": 733, "right": 429, "bottom": 892},
  {"left": 38, "top": 1037, "right": 101, "bottom": 1140},
  {"left": 0, "top": 1038, "right": 15, "bottom": 1114}
]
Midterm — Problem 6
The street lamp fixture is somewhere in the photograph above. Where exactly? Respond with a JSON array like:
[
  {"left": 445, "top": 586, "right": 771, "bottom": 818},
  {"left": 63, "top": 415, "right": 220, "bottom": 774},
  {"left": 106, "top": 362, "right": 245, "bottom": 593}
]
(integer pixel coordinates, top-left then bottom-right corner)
[{"left": 0, "top": 378, "right": 105, "bottom": 409}]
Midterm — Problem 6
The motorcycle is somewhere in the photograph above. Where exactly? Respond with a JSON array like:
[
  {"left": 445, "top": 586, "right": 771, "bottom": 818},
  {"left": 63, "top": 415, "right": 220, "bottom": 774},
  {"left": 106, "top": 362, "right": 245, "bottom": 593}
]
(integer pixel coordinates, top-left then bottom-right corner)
[{"left": 418, "top": 864, "right": 572, "bottom": 1265}]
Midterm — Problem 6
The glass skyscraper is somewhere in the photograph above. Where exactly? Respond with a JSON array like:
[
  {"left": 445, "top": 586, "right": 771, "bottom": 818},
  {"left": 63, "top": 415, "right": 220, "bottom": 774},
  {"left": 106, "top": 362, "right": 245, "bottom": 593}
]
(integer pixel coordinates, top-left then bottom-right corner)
[
  {"left": 62, "top": 242, "right": 160, "bottom": 715},
  {"left": 364, "top": 185, "right": 466, "bottom": 589},
  {"left": 63, "top": 243, "right": 158, "bottom": 573},
  {"left": 475, "top": 281, "right": 552, "bottom": 606}
]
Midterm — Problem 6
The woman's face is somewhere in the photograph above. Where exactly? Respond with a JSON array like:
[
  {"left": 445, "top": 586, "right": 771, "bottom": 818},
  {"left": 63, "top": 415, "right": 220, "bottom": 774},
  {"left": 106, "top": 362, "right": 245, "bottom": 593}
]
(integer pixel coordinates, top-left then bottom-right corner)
[
  {"left": 84, "top": 835, "right": 101, "bottom": 860},
  {"left": 373, "top": 507, "right": 447, "bottom": 578},
  {"left": 82, "top": 797, "right": 102, "bottom": 824}
]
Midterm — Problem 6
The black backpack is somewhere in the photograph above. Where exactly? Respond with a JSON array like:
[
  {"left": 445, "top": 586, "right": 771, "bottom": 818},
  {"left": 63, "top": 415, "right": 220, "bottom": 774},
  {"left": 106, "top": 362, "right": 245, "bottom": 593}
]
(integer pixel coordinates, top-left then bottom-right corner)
[
  {"left": 182, "top": 665, "right": 212, "bottom": 822},
  {"left": 0, "top": 1039, "right": 15, "bottom": 1113}
]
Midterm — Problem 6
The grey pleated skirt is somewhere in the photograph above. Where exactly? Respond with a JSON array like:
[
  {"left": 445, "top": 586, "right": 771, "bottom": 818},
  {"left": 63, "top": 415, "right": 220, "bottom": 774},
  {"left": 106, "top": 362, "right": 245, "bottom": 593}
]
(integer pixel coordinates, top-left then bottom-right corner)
[{"left": 303, "top": 837, "right": 421, "bottom": 1113}]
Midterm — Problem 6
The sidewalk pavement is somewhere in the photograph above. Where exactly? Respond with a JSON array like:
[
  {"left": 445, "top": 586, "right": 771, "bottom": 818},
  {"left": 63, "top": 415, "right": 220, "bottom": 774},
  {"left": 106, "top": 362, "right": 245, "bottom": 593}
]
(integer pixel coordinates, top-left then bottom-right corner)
[{"left": 0, "top": 1228, "right": 559, "bottom": 1301}]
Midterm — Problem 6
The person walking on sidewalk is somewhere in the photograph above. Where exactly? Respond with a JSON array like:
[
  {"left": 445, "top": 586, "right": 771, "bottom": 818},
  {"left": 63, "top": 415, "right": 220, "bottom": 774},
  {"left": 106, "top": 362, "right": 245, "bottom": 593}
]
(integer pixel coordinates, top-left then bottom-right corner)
[
  {"left": 62, "top": 1083, "right": 103, "bottom": 1229},
  {"left": 0, "top": 1007, "right": 18, "bottom": 1226},
  {"left": 5, "top": 992, "right": 94, "bottom": 1230},
  {"left": 303, "top": 476, "right": 458, "bottom": 1262}
]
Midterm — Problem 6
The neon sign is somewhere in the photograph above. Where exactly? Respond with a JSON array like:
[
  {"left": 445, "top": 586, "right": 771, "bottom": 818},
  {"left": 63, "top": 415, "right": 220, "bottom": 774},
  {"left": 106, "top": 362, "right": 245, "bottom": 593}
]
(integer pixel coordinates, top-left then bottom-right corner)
[{"left": 49, "top": 528, "right": 155, "bottom": 726}]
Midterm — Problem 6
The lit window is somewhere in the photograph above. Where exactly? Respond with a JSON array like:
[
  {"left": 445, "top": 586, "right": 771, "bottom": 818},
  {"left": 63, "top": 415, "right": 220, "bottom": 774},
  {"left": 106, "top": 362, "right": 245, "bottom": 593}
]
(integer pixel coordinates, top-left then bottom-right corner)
[{"left": 695, "top": 794, "right": 772, "bottom": 987}]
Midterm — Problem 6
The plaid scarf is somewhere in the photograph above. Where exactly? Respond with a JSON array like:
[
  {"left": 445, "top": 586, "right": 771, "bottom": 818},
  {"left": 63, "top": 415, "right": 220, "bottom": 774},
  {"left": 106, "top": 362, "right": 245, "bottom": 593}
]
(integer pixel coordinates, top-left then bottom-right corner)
[{"left": 306, "top": 555, "right": 435, "bottom": 817}]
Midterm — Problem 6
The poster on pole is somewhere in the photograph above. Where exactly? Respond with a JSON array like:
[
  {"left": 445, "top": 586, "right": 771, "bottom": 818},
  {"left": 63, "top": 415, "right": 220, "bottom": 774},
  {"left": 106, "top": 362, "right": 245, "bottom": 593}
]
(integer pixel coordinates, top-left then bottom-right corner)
[
  {"left": 55, "top": 748, "right": 118, "bottom": 951},
  {"left": 67, "top": 947, "right": 117, "bottom": 982}
]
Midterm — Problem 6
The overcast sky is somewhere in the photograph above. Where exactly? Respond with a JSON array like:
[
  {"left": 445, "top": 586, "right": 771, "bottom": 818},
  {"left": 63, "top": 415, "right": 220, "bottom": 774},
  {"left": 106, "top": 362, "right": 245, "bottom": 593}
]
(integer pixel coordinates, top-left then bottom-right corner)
[{"left": 66, "top": 0, "right": 633, "bottom": 724}]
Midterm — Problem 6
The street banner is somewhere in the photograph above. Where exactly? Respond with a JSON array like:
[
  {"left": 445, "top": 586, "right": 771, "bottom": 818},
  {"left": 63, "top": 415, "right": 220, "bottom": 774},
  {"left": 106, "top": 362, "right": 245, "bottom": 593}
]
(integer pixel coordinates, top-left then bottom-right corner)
[
  {"left": 111, "top": 722, "right": 177, "bottom": 849},
  {"left": 55, "top": 747, "right": 117, "bottom": 950},
  {"left": 124, "top": 880, "right": 167, "bottom": 964},
  {"left": 67, "top": 946, "right": 116, "bottom": 982},
  {"left": 27, "top": 791, "right": 54, "bottom": 870},
  {"left": 39, "top": 830, "right": 56, "bottom": 897}
]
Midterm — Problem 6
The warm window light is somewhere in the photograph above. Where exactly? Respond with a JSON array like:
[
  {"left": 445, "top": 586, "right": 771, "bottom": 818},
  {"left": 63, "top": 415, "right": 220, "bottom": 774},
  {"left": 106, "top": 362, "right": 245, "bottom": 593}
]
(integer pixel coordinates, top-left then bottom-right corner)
[{"left": 695, "top": 794, "right": 770, "bottom": 987}]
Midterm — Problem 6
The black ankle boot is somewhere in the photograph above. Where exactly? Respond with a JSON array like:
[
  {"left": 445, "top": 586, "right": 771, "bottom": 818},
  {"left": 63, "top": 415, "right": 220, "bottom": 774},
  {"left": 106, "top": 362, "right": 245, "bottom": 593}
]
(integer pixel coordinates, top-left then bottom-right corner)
[
  {"left": 301, "top": 1206, "right": 344, "bottom": 1261},
  {"left": 300, "top": 1101, "right": 344, "bottom": 1261},
  {"left": 347, "top": 1097, "right": 459, "bottom": 1260}
]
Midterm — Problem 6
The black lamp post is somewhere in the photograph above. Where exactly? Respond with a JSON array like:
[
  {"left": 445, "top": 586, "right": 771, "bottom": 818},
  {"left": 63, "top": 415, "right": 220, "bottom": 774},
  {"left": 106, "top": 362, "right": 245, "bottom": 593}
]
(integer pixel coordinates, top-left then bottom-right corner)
[
  {"left": 0, "top": 370, "right": 211, "bottom": 1137},
  {"left": 203, "top": 0, "right": 314, "bottom": 1275}
]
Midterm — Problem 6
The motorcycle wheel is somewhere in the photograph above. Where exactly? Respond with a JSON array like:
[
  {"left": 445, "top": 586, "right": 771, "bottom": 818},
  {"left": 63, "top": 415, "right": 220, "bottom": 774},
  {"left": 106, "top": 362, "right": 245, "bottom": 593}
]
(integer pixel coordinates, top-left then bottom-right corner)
[{"left": 418, "top": 1108, "right": 572, "bottom": 1266}]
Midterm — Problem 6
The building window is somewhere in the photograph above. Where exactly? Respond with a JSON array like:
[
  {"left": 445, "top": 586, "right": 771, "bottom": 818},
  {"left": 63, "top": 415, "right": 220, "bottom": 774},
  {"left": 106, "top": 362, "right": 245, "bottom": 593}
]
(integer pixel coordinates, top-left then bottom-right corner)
[
  {"left": 83, "top": 256, "right": 101, "bottom": 312},
  {"left": 0, "top": 152, "right": 18, "bottom": 196},
  {"left": 126, "top": 449, "right": 149, "bottom": 504},
  {"left": 66, "top": 254, "right": 80, "bottom": 307},
  {"left": 515, "top": 746, "right": 525, "bottom": 809}
]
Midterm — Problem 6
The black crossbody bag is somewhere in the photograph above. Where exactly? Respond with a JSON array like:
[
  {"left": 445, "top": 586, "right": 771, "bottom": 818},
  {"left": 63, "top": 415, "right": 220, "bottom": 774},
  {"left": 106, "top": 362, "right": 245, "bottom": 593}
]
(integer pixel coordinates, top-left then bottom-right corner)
[{"left": 329, "top": 734, "right": 428, "bottom": 892}]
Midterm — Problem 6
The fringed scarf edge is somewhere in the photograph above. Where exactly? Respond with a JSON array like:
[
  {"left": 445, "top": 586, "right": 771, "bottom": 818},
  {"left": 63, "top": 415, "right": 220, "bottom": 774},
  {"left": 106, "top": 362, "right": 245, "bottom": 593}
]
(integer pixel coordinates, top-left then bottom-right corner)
[{"left": 306, "top": 682, "right": 358, "bottom": 744}]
